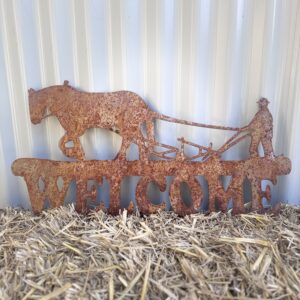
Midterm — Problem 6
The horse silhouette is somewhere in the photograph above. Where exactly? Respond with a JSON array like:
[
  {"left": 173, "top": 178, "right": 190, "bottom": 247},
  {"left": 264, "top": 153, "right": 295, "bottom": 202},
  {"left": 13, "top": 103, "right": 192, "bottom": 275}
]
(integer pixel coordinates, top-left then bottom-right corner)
[{"left": 28, "top": 80, "right": 238, "bottom": 160}]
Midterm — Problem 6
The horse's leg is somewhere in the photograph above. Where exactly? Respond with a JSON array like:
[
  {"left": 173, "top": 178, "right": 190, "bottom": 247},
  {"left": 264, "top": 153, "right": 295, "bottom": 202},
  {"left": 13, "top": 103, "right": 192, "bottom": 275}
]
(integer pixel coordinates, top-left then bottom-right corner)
[
  {"left": 59, "top": 133, "right": 85, "bottom": 160},
  {"left": 119, "top": 128, "right": 148, "bottom": 161},
  {"left": 71, "top": 136, "right": 85, "bottom": 160},
  {"left": 138, "top": 138, "right": 148, "bottom": 160},
  {"left": 135, "top": 131, "right": 149, "bottom": 161},
  {"left": 114, "top": 137, "right": 131, "bottom": 161},
  {"left": 114, "top": 134, "right": 148, "bottom": 161},
  {"left": 59, "top": 133, "right": 69, "bottom": 156},
  {"left": 145, "top": 120, "right": 155, "bottom": 154}
]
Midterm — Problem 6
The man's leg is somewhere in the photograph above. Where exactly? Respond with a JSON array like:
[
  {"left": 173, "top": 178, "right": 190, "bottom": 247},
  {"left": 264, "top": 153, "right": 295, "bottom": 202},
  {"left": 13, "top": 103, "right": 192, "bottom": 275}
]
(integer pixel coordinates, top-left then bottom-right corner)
[
  {"left": 249, "top": 132, "right": 261, "bottom": 157},
  {"left": 261, "top": 131, "right": 274, "bottom": 158}
]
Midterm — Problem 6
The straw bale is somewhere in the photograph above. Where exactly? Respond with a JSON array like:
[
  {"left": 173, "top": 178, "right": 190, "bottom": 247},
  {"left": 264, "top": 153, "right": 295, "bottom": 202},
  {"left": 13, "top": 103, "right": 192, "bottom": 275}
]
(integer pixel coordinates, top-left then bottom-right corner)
[{"left": 0, "top": 205, "right": 299, "bottom": 299}]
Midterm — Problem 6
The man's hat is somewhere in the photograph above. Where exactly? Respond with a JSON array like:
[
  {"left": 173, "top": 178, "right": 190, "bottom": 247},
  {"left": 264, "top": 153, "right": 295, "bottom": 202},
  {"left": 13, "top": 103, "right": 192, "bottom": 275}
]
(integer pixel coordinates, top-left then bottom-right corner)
[{"left": 257, "top": 97, "right": 270, "bottom": 105}]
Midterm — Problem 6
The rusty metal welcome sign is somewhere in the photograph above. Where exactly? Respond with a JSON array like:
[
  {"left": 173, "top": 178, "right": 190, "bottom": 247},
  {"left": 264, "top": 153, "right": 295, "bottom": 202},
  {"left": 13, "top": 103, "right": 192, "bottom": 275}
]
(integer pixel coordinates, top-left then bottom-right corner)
[{"left": 12, "top": 81, "right": 291, "bottom": 215}]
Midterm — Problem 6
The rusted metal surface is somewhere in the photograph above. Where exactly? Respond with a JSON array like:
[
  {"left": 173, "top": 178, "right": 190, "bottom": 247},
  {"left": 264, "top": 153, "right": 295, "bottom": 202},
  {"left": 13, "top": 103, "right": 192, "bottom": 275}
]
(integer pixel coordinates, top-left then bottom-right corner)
[
  {"left": 28, "top": 80, "right": 240, "bottom": 161},
  {"left": 12, "top": 82, "right": 291, "bottom": 215}
]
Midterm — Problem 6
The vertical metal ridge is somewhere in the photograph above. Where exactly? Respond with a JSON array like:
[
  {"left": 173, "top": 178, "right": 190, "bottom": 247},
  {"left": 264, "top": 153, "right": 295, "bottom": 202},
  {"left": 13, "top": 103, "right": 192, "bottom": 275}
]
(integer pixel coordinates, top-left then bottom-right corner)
[
  {"left": 158, "top": 0, "right": 176, "bottom": 146},
  {"left": 35, "top": 0, "right": 57, "bottom": 160},
  {"left": 47, "top": 0, "right": 66, "bottom": 161},
  {"left": 239, "top": 0, "right": 254, "bottom": 123},
  {"left": 189, "top": 0, "right": 200, "bottom": 147},
  {"left": 16, "top": 0, "right": 49, "bottom": 159},
  {"left": 47, "top": 1, "right": 60, "bottom": 83},
  {"left": 83, "top": 1, "right": 94, "bottom": 89},
  {"left": 106, "top": 0, "right": 114, "bottom": 92},
  {"left": 0, "top": 0, "right": 33, "bottom": 158},
  {"left": 71, "top": 0, "right": 95, "bottom": 158},
  {"left": 260, "top": 0, "right": 276, "bottom": 98},
  {"left": 141, "top": 0, "right": 147, "bottom": 98},
  {"left": 105, "top": 0, "right": 117, "bottom": 156},
  {"left": 271, "top": 0, "right": 288, "bottom": 152},
  {"left": 0, "top": 14, "right": 9, "bottom": 206},
  {"left": 0, "top": 133, "right": 8, "bottom": 206},
  {"left": 276, "top": 1, "right": 300, "bottom": 203},
  {"left": 70, "top": 1, "right": 79, "bottom": 85},
  {"left": 154, "top": 1, "right": 174, "bottom": 143},
  {"left": 269, "top": 0, "right": 297, "bottom": 160},
  {"left": 72, "top": 0, "right": 93, "bottom": 88},
  {"left": 278, "top": 1, "right": 300, "bottom": 148},
  {"left": 106, "top": 0, "right": 124, "bottom": 154},
  {"left": 107, "top": 0, "right": 124, "bottom": 90},
  {"left": 35, "top": 1, "right": 46, "bottom": 85},
  {"left": 0, "top": 0, "right": 33, "bottom": 207},
  {"left": 206, "top": 0, "right": 219, "bottom": 145},
  {"left": 87, "top": 0, "right": 112, "bottom": 159},
  {"left": 143, "top": 0, "right": 160, "bottom": 108},
  {"left": 83, "top": 0, "right": 97, "bottom": 158},
  {"left": 222, "top": 1, "right": 248, "bottom": 160},
  {"left": 155, "top": 0, "right": 161, "bottom": 109},
  {"left": 187, "top": 0, "right": 196, "bottom": 116},
  {"left": 225, "top": 0, "right": 241, "bottom": 120},
  {"left": 179, "top": 0, "right": 198, "bottom": 146},
  {"left": 211, "top": 0, "right": 239, "bottom": 133},
  {"left": 120, "top": 0, "right": 127, "bottom": 90},
  {"left": 0, "top": 0, "right": 20, "bottom": 157},
  {"left": 11, "top": 0, "right": 34, "bottom": 154},
  {"left": 155, "top": 0, "right": 161, "bottom": 104},
  {"left": 174, "top": 0, "right": 183, "bottom": 141},
  {"left": 194, "top": 0, "right": 213, "bottom": 146},
  {"left": 123, "top": 0, "right": 143, "bottom": 94},
  {"left": 285, "top": 17, "right": 300, "bottom": 203},
  {"left": 245, "top": 0, "right": 268, "bottom": 117}
]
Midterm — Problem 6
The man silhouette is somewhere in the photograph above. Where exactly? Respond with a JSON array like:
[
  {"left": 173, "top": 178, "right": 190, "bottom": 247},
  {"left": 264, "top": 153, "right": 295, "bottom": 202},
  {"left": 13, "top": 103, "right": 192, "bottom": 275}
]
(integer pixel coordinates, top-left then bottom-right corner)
[{"left": 244, "top": 98, "right": 274, "bottom": 158}]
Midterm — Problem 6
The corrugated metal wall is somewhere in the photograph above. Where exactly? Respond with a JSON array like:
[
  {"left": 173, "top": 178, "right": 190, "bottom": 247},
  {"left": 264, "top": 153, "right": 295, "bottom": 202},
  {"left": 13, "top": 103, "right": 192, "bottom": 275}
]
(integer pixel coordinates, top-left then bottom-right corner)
[{"left": 0, "top": 0, "right": 299, "bottom": 208}]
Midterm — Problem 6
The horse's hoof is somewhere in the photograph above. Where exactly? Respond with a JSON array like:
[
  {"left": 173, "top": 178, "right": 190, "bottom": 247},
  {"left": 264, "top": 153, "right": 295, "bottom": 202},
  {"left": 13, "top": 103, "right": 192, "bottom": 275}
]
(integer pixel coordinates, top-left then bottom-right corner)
[
  {"left": 73, "top": 149, "right": 85, "bottom": 160},
  {"left": 140, "top": 156, "right": 149, "bottom": 162},
  {"left": 64, "top": 148, "right": 74, "bottom": 158},
  {"left": 76, "top": 153, "right": 85, "bottom": 161},
  {"left": 64, "top": 148, "right": 85, "bottom": 160},
  {"left": 113, "top": 154, "right": 126, "bottom": 161}
]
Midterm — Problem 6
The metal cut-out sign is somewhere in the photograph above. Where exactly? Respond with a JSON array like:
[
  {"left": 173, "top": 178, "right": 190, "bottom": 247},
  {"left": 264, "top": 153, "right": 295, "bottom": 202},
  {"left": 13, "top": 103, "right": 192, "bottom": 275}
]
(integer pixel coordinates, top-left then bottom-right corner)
[{"left": 12, "top": 81, "right": 291, "bottom": 215}]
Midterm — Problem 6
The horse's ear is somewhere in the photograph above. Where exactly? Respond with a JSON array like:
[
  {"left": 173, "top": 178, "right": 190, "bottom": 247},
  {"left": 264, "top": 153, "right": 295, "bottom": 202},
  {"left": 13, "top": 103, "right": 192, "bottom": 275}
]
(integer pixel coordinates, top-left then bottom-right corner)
[
  {"left": 28, "top": 88, "right": 35, "bottom": 94},
  {"left": 63, "top": 80, "right": 69, "bottom": 86}
]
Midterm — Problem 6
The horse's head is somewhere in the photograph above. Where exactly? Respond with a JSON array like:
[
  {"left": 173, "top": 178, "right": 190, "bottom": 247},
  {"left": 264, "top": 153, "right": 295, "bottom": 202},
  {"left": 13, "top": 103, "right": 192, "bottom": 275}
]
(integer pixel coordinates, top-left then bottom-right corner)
[
  {"left": 29, "top": 81, "right": 73, "bottom": 124},
  {"left": 28, "top": 88, "right": 48, "bottom": 124}
]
